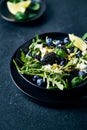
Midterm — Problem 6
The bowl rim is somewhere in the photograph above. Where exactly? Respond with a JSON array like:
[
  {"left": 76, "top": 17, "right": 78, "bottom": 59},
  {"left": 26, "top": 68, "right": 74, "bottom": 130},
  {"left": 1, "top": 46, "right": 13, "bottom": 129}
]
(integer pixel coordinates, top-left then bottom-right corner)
[
  {"left": 10, "top": 32, "right": 87, "bottom": 91},
  {"left": 0, "top": 0, "right": 46, "bottom": 23}
]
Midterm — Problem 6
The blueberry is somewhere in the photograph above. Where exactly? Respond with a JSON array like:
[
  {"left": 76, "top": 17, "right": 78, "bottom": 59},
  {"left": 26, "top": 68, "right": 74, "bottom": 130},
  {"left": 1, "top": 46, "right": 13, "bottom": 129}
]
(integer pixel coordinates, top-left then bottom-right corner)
[
  {"left": 40, "top": 57, "right": 45, "bottom": 63},
  {"left": 84, "top": 39, "right": 87, "bottom": 43},
  {"left": 60, "top": 60, "right": 65, "bottom": 66},
  {"left": 37, "top": 78, "right": 43, "bottom": 86},
  {"left": 60, "top": 59, "right": 67, "bottom": 66},
  {"left": 63, "top": 37, "right": 69, "bottom": 44},
  {"left": 69, "top": 47, "right": 74, "bottom": 53},
  {"left": 78, "top": 70, "right": 86, "bottom": 77},
  {"left": 56, "top": 43, "right": 62, "bottom": 48},
  {"left": 46, "top": 38, "right": 52, "bottom": 43},
  {"left": 55, "top": 40, "right": 61, "bottom": 45},
  {"left": 76, "top": 51, "right": 82, "bottom": 58},
  {"left": 26, "top": 52, "right": 31, "bottom": 57},
  {"left": 46, "top": 38, "right": 52, "bottom": 46},
  {"left": 32, "top": 75, "right": 40, "bottom": 82}
]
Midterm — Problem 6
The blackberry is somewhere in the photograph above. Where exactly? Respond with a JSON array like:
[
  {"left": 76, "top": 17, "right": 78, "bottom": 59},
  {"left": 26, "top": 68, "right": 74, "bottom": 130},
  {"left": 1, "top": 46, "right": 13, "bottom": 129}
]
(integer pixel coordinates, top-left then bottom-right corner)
[
  {"left": 34, "top": 53, "right": 41, "bottom": 60},
  {"left": 56, "top": 57, "right": 62, "bottom": 64},
  {"left": 41, "top": 52, "right": 57, "bottom": 65},
  {"left": 70, "top": 69, "right": 79, "bottom": 79}
]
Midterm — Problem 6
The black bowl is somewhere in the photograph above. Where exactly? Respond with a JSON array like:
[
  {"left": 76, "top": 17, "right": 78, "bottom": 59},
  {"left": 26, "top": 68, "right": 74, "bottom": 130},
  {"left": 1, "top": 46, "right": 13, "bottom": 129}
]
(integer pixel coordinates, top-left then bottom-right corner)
[
  {"left": 10, "top": 32, "right": 87, "bottom": 104},
  {"left": 0, "top": 0, "right": 46, "bottom": 23}
]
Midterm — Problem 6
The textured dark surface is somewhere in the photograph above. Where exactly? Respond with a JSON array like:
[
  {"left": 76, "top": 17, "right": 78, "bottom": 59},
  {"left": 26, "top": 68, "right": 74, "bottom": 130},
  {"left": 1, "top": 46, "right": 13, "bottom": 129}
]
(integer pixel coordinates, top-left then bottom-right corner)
[{"left": 0, "top": 0, "right": 87, "bottom": 130}]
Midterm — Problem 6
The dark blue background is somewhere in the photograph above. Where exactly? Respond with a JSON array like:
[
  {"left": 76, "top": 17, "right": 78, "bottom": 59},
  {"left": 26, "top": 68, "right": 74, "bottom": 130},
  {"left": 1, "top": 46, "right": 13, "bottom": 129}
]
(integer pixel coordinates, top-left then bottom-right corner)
[{"left": 0, "top": 0, "right": 87, "bottom": 130}]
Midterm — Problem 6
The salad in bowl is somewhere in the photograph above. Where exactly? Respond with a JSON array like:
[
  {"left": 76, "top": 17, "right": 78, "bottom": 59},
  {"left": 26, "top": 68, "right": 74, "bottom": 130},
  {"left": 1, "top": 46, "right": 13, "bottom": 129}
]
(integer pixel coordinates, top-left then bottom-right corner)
[{"left": 13, "top": 33, "right": 87, "bottom": 90}]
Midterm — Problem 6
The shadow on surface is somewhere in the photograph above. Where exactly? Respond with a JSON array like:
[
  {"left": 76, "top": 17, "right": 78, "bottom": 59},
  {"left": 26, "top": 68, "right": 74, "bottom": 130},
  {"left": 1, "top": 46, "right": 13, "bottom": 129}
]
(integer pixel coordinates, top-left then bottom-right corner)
[
  {"left": 13, "top": 13, "right": 47, "bottom": 27},
  {"left": 21, "top": 92, "right": 87, "bottom": 110}
]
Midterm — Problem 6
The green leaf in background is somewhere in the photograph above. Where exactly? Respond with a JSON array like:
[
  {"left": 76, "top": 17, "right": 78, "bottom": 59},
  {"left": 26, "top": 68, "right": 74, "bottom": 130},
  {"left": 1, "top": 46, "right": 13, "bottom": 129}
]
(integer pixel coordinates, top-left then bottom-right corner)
[
  {"left": 8, "top": 0, "right": 24, "bottom": 3},
  {"left": 15, "top": 12, "right": 27, "bottom": 20},
  {"left": 29, "top": 2, "right": 40, "bottom": 11}
]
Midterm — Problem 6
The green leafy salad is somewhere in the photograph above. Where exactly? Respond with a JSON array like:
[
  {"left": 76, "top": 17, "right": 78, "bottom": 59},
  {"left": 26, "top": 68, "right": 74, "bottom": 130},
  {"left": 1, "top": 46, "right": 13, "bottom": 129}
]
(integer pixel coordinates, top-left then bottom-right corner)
[
  {"left": 13, "top": 33, "right": 87, "bottom": 90},
  {"left": 7, "top": 0, "right": 40, "bottom": 20}
]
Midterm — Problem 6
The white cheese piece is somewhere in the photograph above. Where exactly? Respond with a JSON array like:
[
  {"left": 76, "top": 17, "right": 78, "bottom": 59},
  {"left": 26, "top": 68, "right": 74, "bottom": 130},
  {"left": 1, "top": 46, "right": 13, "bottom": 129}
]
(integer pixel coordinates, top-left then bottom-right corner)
[
  {"left": 76, "top": 62, "right": 87, "bottom": 70},
  {"left": 43, "top": 64, "right": 52, "bottom": 71},
  {"left": 34, "top": 44, "right": 47, "bottom": 57},
  {"left": 34, "top": 44, "right": 43, "bottom": 50},
  {"left": 41, "top": 48, "right": 47, "bottom": 57},
  {"left": 82, "top": 50, "right": 87, "bottom": 55}
]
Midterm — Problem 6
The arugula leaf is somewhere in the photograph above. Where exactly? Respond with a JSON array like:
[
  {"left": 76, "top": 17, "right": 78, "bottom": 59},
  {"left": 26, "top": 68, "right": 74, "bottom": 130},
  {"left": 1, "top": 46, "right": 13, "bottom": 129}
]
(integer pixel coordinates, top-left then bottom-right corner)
[
  {"left": 71, "top": 76, "right": 83, "bottom": 87},
  {"left": 82, "top": 33, "right": 87, "bottom": 40}
]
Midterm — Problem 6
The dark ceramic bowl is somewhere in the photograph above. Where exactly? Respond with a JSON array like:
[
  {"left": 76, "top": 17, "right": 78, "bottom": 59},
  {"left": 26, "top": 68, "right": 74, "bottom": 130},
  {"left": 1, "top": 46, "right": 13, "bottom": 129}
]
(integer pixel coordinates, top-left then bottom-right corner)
[
  {"left": 0, "top": 0, "right": 46, "bottom": 23},
  {"left": 10, "top": 32, "right": 87, "bottom": 104}
]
